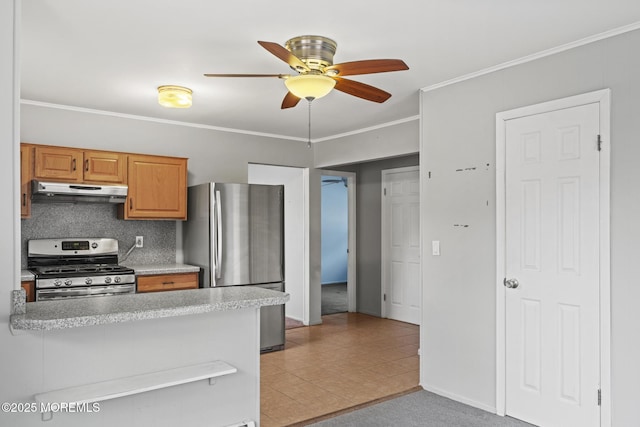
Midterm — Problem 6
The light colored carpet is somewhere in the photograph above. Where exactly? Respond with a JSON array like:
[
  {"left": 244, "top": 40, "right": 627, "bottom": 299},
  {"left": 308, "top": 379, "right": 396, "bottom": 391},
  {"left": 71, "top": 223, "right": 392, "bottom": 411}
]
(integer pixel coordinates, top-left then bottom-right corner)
[{"left": 307, "top": 390, "right": 535, "bottom": 427}]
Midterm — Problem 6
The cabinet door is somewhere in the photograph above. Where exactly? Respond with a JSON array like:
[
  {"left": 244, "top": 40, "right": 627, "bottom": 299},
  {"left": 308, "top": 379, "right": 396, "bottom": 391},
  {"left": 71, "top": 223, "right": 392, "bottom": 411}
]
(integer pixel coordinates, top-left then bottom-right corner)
[
  {"left": 125, "top": 154, "right": 187, "bottom": 220},
  {"left": 20, "top": 144, "right": 32, "bottom": 218},
  {"left": 137, "top": 273, "right": 199, "bottom": 293},
  {"left": 34, "top": 146, "right": 83, "bottom": 182},
  {"left": 21, "top": 281, "right": 35, "bottom": 302},
  {"left": 83, "top": 151, "right": 127, "bottom": 183}
]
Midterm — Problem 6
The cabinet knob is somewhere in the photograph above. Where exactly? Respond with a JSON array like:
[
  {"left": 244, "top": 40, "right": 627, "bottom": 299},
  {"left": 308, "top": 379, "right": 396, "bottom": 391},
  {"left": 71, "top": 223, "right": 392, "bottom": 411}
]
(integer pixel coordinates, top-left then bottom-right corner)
[
  {"left": 72, "top": 158, "right": 76, "bottom": 171},
  {"left": 85, "top": 159, "right": 89, "bottom": 172}
]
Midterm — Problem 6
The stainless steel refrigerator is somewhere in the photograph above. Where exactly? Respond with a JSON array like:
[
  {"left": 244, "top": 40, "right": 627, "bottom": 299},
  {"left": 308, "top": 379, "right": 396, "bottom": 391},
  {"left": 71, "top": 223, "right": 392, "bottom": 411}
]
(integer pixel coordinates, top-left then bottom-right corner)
[{"left": 183, "top": 182, "right": 285, "bottom": 352}]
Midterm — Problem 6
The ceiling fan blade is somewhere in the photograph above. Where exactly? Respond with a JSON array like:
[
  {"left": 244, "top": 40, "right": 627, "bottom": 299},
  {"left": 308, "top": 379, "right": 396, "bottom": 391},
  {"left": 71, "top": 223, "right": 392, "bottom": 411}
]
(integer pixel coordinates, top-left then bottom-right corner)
[
  {"left": 281, "top": 92, "right": 301, "bottom": 109},
  {"left": 325, "top": 59, "right": 409, "bottom": 76},
  {"left": 258, "top": 41, "right": 310, "bottom": 72},
  {"left": 204, "top": 73, "right": 289, "bottom": 78},
  {"left": 332, "top": 77, "right": 392, "bottom": 103}
]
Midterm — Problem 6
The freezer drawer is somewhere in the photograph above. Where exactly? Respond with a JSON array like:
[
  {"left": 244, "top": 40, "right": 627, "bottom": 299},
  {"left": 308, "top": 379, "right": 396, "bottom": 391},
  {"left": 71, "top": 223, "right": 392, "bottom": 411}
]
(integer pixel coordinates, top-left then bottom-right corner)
[{"left": 255, "top": 283, "right": 285, "bottom": 353}]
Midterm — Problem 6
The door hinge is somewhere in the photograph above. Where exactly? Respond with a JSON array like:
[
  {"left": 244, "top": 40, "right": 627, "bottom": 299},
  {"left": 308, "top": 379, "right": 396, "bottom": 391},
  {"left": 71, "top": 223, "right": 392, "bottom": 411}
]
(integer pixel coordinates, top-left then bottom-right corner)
[
  {"left": 598, "top": 389, "right": 601, "bottom": 406},
  {"left": 383, "top": 188, "right": 387, "bottom": 196},
  {"left": 383, "top": 293, "right": 387, "bottom": 301},
  {"left": 597, "top": 134, "right": 602, "bottom": 151}
]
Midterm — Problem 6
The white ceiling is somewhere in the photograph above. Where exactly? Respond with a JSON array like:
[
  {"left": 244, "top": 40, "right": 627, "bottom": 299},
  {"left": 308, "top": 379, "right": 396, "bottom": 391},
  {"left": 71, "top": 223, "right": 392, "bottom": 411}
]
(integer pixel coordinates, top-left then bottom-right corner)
[{"left": 20, "top": 1, "right": 640, "bottom": 141}]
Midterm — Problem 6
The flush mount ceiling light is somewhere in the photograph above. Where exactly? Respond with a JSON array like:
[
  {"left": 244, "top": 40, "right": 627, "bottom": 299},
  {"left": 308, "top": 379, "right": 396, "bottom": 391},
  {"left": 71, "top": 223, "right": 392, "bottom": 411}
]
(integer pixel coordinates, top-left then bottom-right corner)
[
  {"left": 284, "top": 74, "right": 336, "bottom": 101},
  {"left": 157, "top": 85, "right": 192, "bottom": 108}
]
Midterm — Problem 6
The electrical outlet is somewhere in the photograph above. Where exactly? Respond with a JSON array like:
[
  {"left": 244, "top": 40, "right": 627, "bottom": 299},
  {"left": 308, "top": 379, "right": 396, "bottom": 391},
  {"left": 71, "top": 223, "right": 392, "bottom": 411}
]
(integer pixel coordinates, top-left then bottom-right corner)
[{"left": 135, "top": 236, "right": 144, "bottom": 248}]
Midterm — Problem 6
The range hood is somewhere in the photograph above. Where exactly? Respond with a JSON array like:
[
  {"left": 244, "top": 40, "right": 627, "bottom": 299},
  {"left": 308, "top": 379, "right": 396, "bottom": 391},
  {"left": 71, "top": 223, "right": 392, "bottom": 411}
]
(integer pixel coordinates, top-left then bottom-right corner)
[{"left": 32, "top": 180, "right": 128, "bottom": 204}]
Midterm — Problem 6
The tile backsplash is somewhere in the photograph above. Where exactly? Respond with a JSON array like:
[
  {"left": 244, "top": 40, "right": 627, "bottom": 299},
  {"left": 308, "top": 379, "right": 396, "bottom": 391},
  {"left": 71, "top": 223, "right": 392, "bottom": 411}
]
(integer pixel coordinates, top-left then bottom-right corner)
[{"left": 21, "top": 203, "right": 176, "bottom": 268}]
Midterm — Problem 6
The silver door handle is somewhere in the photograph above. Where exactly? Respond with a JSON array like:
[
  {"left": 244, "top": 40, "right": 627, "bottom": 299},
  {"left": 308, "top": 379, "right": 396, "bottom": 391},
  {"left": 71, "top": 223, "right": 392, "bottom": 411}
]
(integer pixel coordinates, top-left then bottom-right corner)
[
  {"left": 503, "top": 278, "right": 519, "bottom": 289},
  {"left": 215, "top": 190, "right": 222, "bottom": 279}
]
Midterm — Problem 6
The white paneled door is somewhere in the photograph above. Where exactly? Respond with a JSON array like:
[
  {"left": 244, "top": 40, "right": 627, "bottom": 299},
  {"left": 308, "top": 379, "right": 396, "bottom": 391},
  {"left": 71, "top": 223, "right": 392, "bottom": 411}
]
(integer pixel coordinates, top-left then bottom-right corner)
[
  {"left": 504, "top": 103, "right": 600, "bottom": 426},
  {"left": 382, "top": 167, "right": 420, "bottom": 325}
]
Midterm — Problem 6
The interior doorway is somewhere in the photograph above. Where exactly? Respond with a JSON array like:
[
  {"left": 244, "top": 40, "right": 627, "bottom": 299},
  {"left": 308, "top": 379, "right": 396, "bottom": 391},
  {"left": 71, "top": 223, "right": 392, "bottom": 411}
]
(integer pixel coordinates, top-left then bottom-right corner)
[
  {"left": 321, "top": 170, "right": 356, "bottom": 315},
  {"left": 381, "top": 166, "right": 421, "bottom": 325},
  {"left": 496, "top": 89, "right": 611, "bottom": 426}
]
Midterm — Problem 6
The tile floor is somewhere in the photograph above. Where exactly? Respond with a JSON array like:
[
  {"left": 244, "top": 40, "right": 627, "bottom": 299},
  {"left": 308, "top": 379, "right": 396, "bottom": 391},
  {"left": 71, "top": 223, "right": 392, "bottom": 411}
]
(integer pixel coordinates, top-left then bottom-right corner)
[{"left": 260, "top": 312, "right": 420, "bottom": 426}]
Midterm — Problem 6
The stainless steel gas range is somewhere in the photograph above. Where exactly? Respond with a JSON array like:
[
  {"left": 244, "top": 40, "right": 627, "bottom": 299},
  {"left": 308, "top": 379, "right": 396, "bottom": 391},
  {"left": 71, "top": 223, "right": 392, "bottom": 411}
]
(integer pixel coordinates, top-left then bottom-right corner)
[{"left": 28, "top": 238, "right": 135, "bottom": 301}]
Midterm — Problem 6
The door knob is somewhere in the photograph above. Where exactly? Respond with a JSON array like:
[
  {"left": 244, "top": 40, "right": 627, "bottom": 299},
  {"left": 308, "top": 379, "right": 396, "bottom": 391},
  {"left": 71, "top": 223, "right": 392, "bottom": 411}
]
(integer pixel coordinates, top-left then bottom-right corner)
[{"left": 503, "top": 278, "right": 519, "bottom": 289}]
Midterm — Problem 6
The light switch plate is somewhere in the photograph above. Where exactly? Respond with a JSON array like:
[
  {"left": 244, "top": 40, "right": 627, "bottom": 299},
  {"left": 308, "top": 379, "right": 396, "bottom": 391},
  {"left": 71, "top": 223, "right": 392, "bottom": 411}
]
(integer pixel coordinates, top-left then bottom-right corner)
[{"left": 432, "top": 240, "right": 440, "bottom": 256}]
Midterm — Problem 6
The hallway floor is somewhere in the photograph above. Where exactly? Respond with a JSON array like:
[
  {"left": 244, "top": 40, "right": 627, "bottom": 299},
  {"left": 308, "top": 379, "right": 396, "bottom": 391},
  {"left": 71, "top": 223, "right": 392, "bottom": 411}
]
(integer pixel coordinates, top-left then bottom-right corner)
[{"left": 260, "top": 313, "right": 420, "bottom": 426}]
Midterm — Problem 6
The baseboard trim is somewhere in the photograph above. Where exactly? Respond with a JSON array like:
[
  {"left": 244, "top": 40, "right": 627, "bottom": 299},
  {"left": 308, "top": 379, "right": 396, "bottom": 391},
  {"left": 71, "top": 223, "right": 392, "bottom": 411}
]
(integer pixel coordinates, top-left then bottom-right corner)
[{"left": 419, "top": 382, "right": 497, "bottom": 414}]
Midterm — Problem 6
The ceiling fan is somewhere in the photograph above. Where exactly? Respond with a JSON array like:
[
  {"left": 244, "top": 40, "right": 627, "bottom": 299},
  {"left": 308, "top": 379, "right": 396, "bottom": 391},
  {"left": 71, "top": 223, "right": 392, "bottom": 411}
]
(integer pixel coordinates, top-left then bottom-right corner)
[{"left": 204, "top": 35, "right": 409, "bottom": 109}]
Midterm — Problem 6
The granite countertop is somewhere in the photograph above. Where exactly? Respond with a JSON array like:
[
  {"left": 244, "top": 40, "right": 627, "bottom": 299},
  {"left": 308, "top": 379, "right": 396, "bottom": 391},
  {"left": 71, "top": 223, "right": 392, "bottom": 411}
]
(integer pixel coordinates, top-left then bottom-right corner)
[
  {"left": 21, "top": 270, "right": 35, "bottom": 281},
  {"left": 10, "top": 286, "right": 289, "bottom": 332},
  {"left": 122, "top": 263, "right": 201, "bottom": 275}
]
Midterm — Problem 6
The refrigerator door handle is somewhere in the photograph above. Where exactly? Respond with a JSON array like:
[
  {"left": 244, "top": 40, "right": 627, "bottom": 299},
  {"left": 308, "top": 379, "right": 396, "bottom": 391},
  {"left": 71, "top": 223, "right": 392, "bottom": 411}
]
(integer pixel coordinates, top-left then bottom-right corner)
[{"left": 215, "top": 190, "right": 223, "bottom": 279}]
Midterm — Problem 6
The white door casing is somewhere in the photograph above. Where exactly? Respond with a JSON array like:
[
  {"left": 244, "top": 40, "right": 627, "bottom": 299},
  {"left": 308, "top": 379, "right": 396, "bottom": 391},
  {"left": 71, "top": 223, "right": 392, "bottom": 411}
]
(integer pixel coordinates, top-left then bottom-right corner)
[
  {"left": 382, "top": 166, "right": 421, "bottom": 325},
  {"left": 496, "top": 90, "right": 611, "bottom": 427},
  {"left": 321, "top": 170, "right": 357, "bottom": 313}
]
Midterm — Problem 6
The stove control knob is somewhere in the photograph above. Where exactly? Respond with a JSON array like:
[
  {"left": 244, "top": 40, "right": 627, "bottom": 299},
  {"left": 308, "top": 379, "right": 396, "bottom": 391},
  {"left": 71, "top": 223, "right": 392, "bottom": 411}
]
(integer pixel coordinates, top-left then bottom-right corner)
[
  {"left": 53, "top": 279, "right": 62, "bottom": 287},
  {"left": 64, "top": 279, "right": 73, "bottom": 286},
  {"left": 85, "top": 278, "right": 93, "bottom": 285},
  {"left": 104, "top": 277, "right": 112, "bottom": 284},
  {"left": 114, "top": 276, "right": 122, "bottom": 284},
  {"left": 91, "top": 242, "right": 98, "bottom": 249}
]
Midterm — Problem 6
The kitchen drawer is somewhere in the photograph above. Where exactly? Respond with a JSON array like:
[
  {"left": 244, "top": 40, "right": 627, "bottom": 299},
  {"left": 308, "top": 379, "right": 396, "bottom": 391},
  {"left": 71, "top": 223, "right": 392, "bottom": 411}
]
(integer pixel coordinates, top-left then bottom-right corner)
[{"left": 136, "top": 272, "right": 199, "bottom": 293}]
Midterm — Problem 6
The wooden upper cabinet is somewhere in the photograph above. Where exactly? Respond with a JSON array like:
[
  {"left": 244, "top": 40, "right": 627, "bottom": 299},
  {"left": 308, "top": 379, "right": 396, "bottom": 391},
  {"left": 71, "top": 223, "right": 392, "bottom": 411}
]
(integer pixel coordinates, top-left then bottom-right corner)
[
  {"left": 25, "top": 144, "right": 188, "bottom": 221},
  {"left": 34, "top": 146, "right": 126, "bottom": 184},
  {"left": 83, "top": 150, "right": 127, "bottom": 183},
  {"left": 34, "top": 146, "right": 83, "bottom": 182},
  {"left": 122, "top": 154, "right": 187, "bottom": 220},
  {"left": 20, "top": 144, "right": 32, "bottom": 218}
]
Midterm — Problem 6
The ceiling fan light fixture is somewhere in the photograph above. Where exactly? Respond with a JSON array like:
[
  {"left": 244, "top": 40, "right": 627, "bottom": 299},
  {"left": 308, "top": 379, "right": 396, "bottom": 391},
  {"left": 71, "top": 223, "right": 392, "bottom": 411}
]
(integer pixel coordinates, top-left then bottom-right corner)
[
  {"left": 284, "top": 75, "right": 336, "bottom": 100},
  {"left": 157, "top": 85, "right": 193, "bottom": 108}
]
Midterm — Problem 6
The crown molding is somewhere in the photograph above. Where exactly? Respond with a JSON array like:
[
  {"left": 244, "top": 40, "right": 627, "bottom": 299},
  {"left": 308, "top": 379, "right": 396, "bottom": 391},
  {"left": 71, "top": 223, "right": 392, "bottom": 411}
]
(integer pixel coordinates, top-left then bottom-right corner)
[
  {"left": 20, "top": 99, "right": 308, "bottom": 142},
  {"left": 21, "top": 99, "right": 419, "bottom": 145},
  {"left": 312, "top": 115, "right": 420, "bottom": 143},
  {"left": 421, "top": 20, "right": 640, "bottom": 93},
  {"left": 21, "top": 99, "right": 420, "bottom": 144}
]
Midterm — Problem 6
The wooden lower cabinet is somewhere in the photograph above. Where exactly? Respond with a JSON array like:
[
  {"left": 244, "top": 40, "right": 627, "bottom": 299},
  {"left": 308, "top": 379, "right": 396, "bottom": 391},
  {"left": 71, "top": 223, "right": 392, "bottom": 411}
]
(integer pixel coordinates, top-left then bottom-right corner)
[
  {"left": 21, "top": 281, "right": 35, "bottom": 302},
  {"left": 136, "top": 272, "right": 199, "bottom": 293}
]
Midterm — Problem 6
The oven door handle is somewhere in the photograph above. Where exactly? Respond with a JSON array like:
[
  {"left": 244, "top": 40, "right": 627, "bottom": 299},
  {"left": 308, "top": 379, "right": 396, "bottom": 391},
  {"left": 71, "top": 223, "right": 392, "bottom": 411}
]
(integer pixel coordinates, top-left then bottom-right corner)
[
  {"left": 90, "top": 285, "right": 135, "bottom": 295},
  {"left": 36, "top": 287, "right": 92, "bottom": 300}
]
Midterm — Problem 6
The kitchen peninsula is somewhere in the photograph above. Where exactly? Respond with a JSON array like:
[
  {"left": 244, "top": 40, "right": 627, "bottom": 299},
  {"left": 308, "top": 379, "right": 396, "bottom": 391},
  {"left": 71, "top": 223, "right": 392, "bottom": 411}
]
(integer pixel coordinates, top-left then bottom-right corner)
[{"left": 6, "top": 287, "right": 288, "bottom": 427}]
